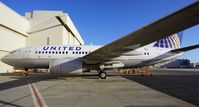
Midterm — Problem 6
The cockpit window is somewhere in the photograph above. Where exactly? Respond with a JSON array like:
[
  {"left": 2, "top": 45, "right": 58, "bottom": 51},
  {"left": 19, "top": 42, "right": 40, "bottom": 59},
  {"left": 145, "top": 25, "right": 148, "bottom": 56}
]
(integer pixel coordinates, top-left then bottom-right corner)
[{"left": 10, "top": 50, "right": 17, "bottom": 54}]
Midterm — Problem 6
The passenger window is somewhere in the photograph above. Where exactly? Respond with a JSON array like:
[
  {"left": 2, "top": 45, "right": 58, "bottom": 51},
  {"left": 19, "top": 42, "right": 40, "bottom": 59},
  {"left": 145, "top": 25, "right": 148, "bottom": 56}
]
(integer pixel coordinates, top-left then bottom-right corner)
[
  {"left": 49, "top": 51, "right": 51, "bottom": 54},
  {"left": 59, "top": 51, "right": 61, "bottom": 54},
  {"left": 46, "top": 51, "right": 48, "bottom": 54},
  {"left": 62, "top": 51, "right": 65, "bottom": 54},
  {"left": 56, "top": 51, "right": 58, "bottom": 54},
  {"left": 38, "top": 51, "right": 41, "bottom": 54},
  {"left": 76, "top": 52, "right": 78, "bottom": 54},
  {"left": 35, "top": 51, "right": 37, "bottom": 54},
  {"left": 72, "top": 52, "right": 75, "bottom": 54},
  {"left": 52, "top": 51, "right": 55, "bottom": 54},
  {"left": 66, "top": 51, "right": 68, "bottom": 54},
  {"left": 82, "top": 52, "right": 84, "bottom": 54},
  {"left": 42, "top": 51, "right": 44, "bottom": 54}
]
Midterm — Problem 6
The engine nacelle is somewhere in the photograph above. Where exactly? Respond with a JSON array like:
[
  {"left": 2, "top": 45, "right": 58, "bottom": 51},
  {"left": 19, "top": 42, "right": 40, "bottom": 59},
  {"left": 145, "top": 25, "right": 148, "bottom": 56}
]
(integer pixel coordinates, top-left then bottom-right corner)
[
  {"left": 100, "top": 62, "right": 124, "bottom": 70},
  {"left": 50, "top": 58, "right": 83, "bottom": 75}
]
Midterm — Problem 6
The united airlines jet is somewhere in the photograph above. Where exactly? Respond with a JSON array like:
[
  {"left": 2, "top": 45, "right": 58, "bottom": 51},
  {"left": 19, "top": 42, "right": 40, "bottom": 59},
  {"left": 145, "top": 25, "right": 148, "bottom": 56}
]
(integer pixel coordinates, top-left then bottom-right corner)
[{"left": 1, "top": 1, "right": 199, "bottom": 79}]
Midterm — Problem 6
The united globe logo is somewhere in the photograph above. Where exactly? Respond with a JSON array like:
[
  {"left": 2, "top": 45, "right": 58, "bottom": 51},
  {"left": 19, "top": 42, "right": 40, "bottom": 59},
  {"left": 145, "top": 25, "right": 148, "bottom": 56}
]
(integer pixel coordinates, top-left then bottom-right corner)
[{"left": 153, "top": 33, "right": 183, "bottom": 49}]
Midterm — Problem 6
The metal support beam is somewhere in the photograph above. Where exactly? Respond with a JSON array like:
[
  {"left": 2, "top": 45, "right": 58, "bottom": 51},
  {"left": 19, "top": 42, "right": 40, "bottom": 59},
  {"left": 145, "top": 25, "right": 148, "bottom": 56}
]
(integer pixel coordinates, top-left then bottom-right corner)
[
  {"left": 55, "top": 16, "right": 82, "bottom": 45},
  {"left": 0, "top": 24, "right": 28, "bottom": 37}
]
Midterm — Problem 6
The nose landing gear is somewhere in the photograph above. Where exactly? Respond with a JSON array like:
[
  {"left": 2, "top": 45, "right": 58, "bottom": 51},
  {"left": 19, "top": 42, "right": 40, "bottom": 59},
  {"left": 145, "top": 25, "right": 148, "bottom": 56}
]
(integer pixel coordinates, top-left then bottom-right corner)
[{"left": 22, "top": 68, "right": 30, "bottom": 77}]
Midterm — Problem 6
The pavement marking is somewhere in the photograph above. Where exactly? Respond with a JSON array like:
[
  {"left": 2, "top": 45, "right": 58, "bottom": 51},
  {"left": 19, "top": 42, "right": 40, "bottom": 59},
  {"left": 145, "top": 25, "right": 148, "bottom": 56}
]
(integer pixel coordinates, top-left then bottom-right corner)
[{"left": 27, "top": 79, "right": 48, "bottom": 107}]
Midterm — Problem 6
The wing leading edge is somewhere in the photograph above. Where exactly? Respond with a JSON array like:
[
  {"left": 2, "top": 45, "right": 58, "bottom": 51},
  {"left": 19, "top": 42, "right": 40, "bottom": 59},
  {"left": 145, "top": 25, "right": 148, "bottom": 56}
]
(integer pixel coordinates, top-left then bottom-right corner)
[{"left": 83, "top": 1, "right": 199, "bottom": 64}]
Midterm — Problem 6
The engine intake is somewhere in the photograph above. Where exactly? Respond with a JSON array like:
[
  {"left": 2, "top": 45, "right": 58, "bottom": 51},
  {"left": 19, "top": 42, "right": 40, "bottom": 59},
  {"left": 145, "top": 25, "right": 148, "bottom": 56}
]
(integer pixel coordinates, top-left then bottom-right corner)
[{"left": 50, "top": 58, "right": 83, "bottom": 75}]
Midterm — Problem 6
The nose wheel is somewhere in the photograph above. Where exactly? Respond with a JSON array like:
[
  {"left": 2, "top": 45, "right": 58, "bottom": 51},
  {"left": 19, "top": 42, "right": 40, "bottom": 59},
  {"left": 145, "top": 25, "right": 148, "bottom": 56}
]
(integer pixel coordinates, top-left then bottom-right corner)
[{"left": 99, "top": 71, "right": 107, "bottom": 79}]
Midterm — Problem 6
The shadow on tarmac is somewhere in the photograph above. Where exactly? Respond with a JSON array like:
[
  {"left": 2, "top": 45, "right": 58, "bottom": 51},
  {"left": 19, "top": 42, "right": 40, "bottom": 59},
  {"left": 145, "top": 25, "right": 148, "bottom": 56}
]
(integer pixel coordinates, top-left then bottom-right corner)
[
  {"left": 123, "top": 74, "right": 199, "bottom": 106},
  {"left": 0, "top": 73, "right": 59, "bottom": 92},
  {"left": 0, "top": 72, "right": 120, "bottom": 91},
  {"left": 0, "top": 73, "right": 63, "bottom": 107},
  {"left": 0, "top": 72, "right": 111, "bottom": 91},
  {"left": 0, "top": 100, "right": 23, "bottom": 107}
]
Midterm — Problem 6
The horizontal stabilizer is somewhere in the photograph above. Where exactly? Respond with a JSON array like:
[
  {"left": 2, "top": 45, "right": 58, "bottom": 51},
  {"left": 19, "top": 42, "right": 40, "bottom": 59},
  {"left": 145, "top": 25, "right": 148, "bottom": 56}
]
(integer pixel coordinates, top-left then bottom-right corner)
[{"left": 171, "top": 44, "right": 199, "bottom": 53}]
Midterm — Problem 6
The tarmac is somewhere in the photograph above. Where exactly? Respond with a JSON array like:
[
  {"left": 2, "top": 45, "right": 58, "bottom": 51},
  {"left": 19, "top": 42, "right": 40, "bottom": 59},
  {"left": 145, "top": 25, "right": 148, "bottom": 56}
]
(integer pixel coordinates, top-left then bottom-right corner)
[{"left": 0, "top": 69, "right": 199, "bottom": 107}]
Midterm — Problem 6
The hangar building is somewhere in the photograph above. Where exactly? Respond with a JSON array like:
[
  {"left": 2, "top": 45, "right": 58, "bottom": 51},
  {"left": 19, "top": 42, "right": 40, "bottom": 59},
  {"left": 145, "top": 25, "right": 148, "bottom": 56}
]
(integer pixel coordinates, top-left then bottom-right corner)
[{"left": 0, "top": 2, "right": 84, "bottom": 73}]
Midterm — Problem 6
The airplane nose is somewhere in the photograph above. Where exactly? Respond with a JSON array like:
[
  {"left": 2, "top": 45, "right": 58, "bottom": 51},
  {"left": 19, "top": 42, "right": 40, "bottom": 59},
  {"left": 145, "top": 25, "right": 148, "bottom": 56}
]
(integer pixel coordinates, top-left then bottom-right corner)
[{"left": 1, "top": 55, "right": 8, "bottom": 64}]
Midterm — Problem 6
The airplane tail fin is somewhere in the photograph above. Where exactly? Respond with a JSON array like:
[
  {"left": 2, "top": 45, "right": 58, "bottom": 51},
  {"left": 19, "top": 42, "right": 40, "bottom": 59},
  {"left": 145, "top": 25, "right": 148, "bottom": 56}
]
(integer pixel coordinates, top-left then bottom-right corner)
[{"left": 153, "top": 32, "right": 183, "bottom": 49}]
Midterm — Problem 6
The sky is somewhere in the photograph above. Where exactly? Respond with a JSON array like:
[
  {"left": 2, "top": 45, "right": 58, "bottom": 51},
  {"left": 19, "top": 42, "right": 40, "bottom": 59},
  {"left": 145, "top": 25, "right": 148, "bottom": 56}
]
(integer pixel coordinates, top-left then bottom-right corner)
[{"left": 1, "top": 0, "right": 199, "bottom": 63}]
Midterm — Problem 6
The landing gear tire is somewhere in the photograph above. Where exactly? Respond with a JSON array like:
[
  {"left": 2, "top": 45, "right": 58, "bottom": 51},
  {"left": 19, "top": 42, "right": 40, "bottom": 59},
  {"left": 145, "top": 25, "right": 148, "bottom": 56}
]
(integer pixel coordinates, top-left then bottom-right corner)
[{"left": 99, "top": 71, "right": 107, "bottom": 79}]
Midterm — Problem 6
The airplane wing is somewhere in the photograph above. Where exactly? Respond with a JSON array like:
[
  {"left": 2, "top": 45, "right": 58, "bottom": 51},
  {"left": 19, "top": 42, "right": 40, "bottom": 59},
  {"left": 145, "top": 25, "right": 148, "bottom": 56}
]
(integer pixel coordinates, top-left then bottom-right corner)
[
  {"left": 171, "top": 44, "right": 199, "bottom": 53},
  {"left": 83, "top": 1, "right": 199, "bottom": 64}
]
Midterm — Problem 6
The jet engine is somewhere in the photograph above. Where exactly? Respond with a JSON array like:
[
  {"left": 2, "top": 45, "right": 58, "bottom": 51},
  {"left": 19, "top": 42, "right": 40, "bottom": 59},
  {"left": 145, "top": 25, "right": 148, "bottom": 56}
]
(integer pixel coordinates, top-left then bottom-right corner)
[{"left": 50, "top": 58, "right": 83, "bottom": 75}]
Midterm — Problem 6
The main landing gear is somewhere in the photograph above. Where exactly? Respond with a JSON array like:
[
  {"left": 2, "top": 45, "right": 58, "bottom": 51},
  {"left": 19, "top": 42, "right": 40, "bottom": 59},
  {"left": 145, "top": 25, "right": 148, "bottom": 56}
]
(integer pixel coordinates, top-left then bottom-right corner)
[{"left": 99, "top": 71, "right": 107, "bottom": 79}]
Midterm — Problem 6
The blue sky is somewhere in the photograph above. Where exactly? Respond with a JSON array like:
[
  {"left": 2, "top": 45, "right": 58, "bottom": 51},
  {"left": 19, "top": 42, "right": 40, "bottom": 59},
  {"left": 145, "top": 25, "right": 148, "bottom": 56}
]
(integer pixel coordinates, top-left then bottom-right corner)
[{"left": 1, "top": 0, "right": 199, "bottom": 63}]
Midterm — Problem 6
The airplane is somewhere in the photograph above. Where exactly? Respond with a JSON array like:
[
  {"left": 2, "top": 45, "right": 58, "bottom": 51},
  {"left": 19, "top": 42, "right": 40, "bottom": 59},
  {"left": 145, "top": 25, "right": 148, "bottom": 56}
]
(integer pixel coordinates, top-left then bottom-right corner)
[{"left": 1, "top": 1, "right": 199, "bottom": 79}]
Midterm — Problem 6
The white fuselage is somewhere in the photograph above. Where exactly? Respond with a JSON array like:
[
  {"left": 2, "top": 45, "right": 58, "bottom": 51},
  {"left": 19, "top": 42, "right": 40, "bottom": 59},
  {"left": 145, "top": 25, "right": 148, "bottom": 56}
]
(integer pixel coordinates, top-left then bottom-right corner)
[{"left": 1, "top": 43, "right": 183, "bottom": 70}]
